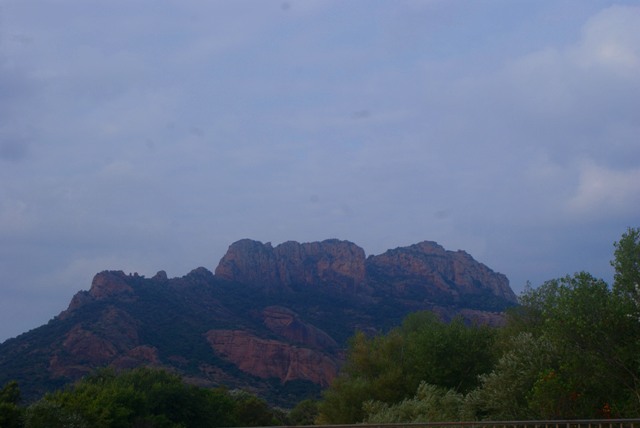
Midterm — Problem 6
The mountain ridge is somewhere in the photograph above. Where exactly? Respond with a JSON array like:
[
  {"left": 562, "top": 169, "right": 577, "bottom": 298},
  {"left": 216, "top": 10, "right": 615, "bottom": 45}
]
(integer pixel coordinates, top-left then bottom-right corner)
[{"left": 0, "top": 238, "right": 517, "bottom": 406}]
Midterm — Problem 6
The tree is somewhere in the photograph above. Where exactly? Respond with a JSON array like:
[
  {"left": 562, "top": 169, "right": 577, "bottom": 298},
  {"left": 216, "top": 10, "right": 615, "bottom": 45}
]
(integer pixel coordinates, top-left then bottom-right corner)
[
  {"left": 25, "top": 400, "right": 84, "bottom": 428},
  {"left": 25, "top": 368, "right": 238, "bottom": 428},
  {"left": 287, "top": 399, "right": 319, "bottom": 425},
  {"left": 468, "top": 332, "right": 558, "bottom": 420},
  {"left": 477, "top": 268, "right": 640, "bottom": 419},
  {"left": 612, "top": 227, "right": 640, "bottom": 316},
  {"left": 0, "top": 381, "right": 24, "bottom": 428},
  {"left": 229, "top": 390, "right": 284, "bottom": 427},
  {"left": 317, "top": 329, "right": 409, "bottom": 423},
  {"left": 401, "top": 312, "right": 496, "bottom": 394},
  {"left": 317, "top": 312, "right": 496, "bottom": 423},
  {"left": 610, "top": 227, "right": 640, "bottom": 413},
  {"left": 363, "top": 382, "right": 468, "bottom": 423}
]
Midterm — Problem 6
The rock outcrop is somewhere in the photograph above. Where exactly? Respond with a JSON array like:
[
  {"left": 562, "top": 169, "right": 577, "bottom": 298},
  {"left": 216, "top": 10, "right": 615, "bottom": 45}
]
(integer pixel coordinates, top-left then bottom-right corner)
[
  {"left": 205, "top": 330, "right": 338, "bottom": 386},
  {"left": 365, "top": 241, "right": 517, "bottom": 305},
  {"left": 261, "top": 306, "right": 339, "bottom": 351},
  {"left": 215, "top": 239, "right": 367, "bottom": 293},
  {"left": 50, "top": 306, "right": 140, "bottom": 377},
  {"left": 61, "top": 271, "right": 138, "bottom": 318},
  {"left": 217, "top": 239, "right": 516, "bottom": 307},
  {"left": 88, "top": 271, "right": 136, "bottom": 299}
]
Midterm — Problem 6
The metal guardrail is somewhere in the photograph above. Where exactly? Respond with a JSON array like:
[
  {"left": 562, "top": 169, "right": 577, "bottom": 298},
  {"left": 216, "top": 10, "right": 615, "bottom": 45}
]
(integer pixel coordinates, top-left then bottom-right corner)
[{"left": 260, "top": 420, "right": 640, "bottom": 428}]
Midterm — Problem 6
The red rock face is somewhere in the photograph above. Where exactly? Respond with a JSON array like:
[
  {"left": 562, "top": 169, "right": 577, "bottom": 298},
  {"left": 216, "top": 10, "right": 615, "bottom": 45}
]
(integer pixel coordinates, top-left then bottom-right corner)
[
  {"left": 205, "top": 330, "right": 338, "bottom": 386},
  {"left": 60, "top": 271, "right": 139, "bottom": 319},
  {"left": 215, "top": 239, "right": 367, "bottom": 293},
  {"left": 49, "top": 306, "right": 140, "bottom": 377},
  {"left": 112, "top": 345, "right": 161, "bottom": 370},
  {"left": 89, "top": 271, "right": 135, "bottom": 299},
  {"left": 365, "top": 241, "right": 517, "bottom": 303},
  {"left": 49, "top": 326, "right": 118, "bottom": 377},
  {"left": 262, "top": 306, "right": 338, "bottom": 351},
  {"left": 274, "top": 240, "right": 367, "bottom": 292},
  {"left": 214, "top": 239, "right": 280, "bottom": 287},
  {"left": 217, "top": 239, "right": 517, "bottom": 304}
]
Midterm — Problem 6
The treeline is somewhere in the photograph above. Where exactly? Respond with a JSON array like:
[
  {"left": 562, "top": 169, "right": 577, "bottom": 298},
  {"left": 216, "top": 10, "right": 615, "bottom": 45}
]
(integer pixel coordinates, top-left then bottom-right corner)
[
  {"left": 318, "top": 227, "right": 640, "bottom": 422},
  {"left": 0, "top": 367, "right": 318, "bottom": 428},
  {"left": 1, "top": 228, "right": 638, "bottom": 426}
]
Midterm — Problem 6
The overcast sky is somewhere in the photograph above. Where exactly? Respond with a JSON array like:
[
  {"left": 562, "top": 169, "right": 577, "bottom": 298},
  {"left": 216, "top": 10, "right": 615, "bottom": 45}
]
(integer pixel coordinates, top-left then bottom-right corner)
[{"left": 1, "top": 0, "right": 639, "bottom": 342}]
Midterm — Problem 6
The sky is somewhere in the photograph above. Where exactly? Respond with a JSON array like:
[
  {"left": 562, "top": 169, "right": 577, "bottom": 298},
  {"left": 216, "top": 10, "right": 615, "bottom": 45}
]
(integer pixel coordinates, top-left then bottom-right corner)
[{"left": 1, "top": 0, "right": 639, "bottom": 342}]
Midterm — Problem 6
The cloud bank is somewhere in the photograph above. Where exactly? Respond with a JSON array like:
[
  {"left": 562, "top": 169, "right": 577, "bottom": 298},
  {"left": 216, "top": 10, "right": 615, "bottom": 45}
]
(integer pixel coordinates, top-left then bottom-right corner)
[{"left": 0, "top": 1, "right": 639, "bottom": 341}]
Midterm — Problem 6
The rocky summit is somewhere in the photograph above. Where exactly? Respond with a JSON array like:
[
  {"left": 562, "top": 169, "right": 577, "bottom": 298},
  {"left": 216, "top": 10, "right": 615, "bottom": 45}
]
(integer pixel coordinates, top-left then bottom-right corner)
[{"left": 0, "top": 239, "right": 517, "bottom": 406}]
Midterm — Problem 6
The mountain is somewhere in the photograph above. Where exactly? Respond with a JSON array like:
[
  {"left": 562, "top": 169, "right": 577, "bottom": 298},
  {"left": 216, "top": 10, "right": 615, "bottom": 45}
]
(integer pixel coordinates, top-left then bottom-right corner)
[{"left": 0, "top": 239, "right": 517, "bottom": 406}]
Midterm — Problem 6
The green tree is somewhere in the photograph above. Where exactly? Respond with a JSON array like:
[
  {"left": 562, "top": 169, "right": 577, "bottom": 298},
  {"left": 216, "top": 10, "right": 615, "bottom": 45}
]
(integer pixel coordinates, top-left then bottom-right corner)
[
  {"left": 229, "top": 390, "right": 284, "bottom": 427},
  {"left": 474, "top": 266, "right": 640, "bottom": 419},
  {"left": 531, "top": 273, "right": 639, "bottom": 417},
  {"left": 25, "top": 368, "right": 237, "bottom": 428},
  {"left": 287, "top": 399, "right": 319, "bottom": 425},
  {"left": 0, "top": 381, "right": 24, "bottom": 428},
  {"left": 25, "top": 400, "right": 85, "bottom": 428},
  {"left": 318, "top": 311, "right": 496, "bottom": 423},
  {"left": 609, "top": 227, "right": 640, "bottom": 414},
  {"left": 363, "top": 382, "right": 468, "bottom": 423},
  {"left": 467, "top": 332, "right": 558, "bottom": 420},
  {"left": 612, "top": 227, "right": 640, "bottom": 316},
  {"left": 401, "top": 312, "right": 495, "bottom": 394},
  {"left": 612, "top": 227, "right": 640, "bottom": 291},
  {"left": 317, "top": 330, "right": 409, "bottom": 423}
]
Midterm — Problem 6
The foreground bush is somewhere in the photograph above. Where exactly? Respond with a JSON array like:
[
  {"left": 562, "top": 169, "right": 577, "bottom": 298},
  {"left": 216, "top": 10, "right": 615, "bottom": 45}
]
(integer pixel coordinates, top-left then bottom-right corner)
[{"left": 23, "top": 367, "right": 275, "bottom": 428}]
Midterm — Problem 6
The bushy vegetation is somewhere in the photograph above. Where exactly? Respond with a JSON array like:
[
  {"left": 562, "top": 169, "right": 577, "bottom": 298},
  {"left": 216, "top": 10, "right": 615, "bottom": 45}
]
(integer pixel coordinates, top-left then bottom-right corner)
[
  {"left": 0, "top": 381, "right": 23, "bottom": 428},
  {"left": 2, "top": 227, "right": 638, "bottom": 426},
  {"left": 316, "top": 311, "right": 496, "bottom": 423},
  {"left": 317, "top": 227, "right": 640, "bottom": 423},
  {"left": 0, "top": 367, "right": 293, "bottom": 428}
]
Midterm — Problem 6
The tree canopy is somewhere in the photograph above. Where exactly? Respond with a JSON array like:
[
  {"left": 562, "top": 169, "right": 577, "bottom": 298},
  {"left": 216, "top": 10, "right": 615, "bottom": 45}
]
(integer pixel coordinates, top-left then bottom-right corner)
[
  {"left": 24, "top": 368, "right": 237, "bottom": 428},
  {"left": 317, "top": 311, "right": 497, "bottom": 423}
]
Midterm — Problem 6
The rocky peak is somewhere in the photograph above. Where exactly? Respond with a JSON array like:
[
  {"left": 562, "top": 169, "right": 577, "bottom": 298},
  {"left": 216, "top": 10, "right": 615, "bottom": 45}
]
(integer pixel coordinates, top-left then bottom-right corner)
[
  {"left": 152, "top": 270, "right": 168, "bottom": 282},
  {"left": 59, "top": 271, "right": 138, "bottom": 319},
  {"left": 366, "top": 241, "right": 517, "bottom": 305},
  {"left": 183, "top": 267, "right": 215, "bottom": 285},
  {"left": 215, "top": 239, "right": 367, "bottom": 293},
  {"left": 89, "top": 271, "right": 135, "bottom": 300},
  {"left": 215, "top": 239, "right": 278, "bottom": 286},
  {"left": 216, "top": 238, "right": 516, "bottom": 306},
  {"left": 411, "top": 241, "right": 448, "bottom": 255}
]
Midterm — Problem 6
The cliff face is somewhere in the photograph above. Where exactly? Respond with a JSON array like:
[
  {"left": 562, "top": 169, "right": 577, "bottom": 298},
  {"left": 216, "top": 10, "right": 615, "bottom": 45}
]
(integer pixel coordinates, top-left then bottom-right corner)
[
  {"left": 215, "top": 239, "right": 367, "bottom": 293},
  {"left": 261, "top": 306, "right": 339, "bottom": 351},
  {"left": 205, "top": 330, "right": 338, "bottom": 386},
  {"left": 217, "top": 239, "right": 516, "bottom": 307},
  {"left": 0, "top": 238, "right": 517, "bottom": 406},
  {"left": 365, "top": 241, "right": 517, "bottom": 305}
]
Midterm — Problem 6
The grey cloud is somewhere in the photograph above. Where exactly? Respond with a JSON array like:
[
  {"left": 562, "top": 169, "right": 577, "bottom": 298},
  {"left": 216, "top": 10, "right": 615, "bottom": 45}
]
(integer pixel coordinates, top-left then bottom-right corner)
[{"left": 0, "top": 1, "right": 639, "bottom": 342}]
